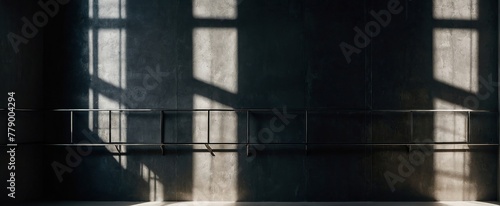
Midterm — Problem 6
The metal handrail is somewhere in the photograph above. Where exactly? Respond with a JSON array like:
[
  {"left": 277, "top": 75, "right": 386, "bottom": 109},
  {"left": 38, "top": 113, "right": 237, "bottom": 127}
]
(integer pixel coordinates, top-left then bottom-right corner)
[
  {"left": 0, "top": 108, "right": 498, "bottom": 112},
  {"left": 5, "top": 143, "right": 498, "bottom": 146},
  {"left": 1, "top": 108, "right": 498, "bottom": 156}
]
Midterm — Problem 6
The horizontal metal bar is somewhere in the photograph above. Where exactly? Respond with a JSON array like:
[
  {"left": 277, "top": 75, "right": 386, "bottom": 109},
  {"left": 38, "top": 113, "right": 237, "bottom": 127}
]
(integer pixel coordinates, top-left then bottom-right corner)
[
  {"left": 2, "top": 143, "right": 498, "bottom": 146},
  {"left": 2, "top": 108, "right": 497, "bottom": 113}
]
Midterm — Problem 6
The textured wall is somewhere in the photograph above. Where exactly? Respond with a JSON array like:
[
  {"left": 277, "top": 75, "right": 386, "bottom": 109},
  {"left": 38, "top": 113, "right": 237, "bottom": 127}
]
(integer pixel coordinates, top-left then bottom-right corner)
[
  {"left": 0, "top": 0, "right": 46, "bottom": 203},
  {"left": 1, "top": 0, "right": 499, "bottom": 202}
]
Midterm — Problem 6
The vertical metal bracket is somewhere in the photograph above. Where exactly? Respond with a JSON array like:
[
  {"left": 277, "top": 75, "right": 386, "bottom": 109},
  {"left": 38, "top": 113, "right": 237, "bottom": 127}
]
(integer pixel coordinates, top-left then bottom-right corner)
[
  {"left": 409, "top": 111, "right": 413, "bottom": 153},
  {"left": 160, "top": 111, "right": 165, "bottom": 156},
  {"left": 246, "top": 110, "right": 250, "bottom": 157},
  {"left": 160, "top": 110, "right": 164, "bottom": 144},
  {"left": 410, "top": 111, "right": 413, "bottom": 142},
  {"left": 108, "top": 110, "right": 112, "bottom": 143},
  {"left": 160, "top": 145, "right": 165, "bottom": 155},
  {"left": 70, "top": 111, "right": 74, "bottom": 144},
  {"left": 467, "top": 111, "right": 471, "bottom": 144},
  {"left": 207, "top": 110, "right": 210, "bottom": 144},
  {"left": 305, "top": 110, "right": 308, "bottom": 155},
  {"left": 246, "top": 144, "right": 250, "bottom": 157}
]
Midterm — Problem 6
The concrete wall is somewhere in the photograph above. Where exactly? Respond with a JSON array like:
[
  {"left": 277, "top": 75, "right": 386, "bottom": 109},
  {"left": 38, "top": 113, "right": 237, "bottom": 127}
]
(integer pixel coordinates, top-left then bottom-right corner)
[
  {"left": 0, "top": 0, "right": 46, "bottom": 203},
  {"left": 1, "top": 0, "right": 499, "bottom": 202}
]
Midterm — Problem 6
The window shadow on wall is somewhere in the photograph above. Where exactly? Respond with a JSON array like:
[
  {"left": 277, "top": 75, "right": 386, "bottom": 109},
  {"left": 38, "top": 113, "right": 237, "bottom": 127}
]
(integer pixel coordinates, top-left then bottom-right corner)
[{"left": 40, "top": 0, "right": 498, "bottom": 202}]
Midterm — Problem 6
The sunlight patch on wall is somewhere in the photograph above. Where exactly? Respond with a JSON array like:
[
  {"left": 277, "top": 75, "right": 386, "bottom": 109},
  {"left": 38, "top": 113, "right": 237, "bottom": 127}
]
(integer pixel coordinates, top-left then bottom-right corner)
[
  {"left": 433, "top": 28, "right": 478, "bottom": 95},
  {"left": 88, "top": 89, "right": 94, "bottom": 129},
  {"left": 433, "top": 0, "right": 477, "bottom": 20},
  {"left": 89, "top": 0, "right": 127, "bottom": 19},
  {"left": 89, "top": 27, "right": 128, "bottom": 168},
  {"left": 90, "top": 109, "right": 128, "bottom": 169},
  {"left": 432, "top": 0, "right": 479, "bottom": 197},
  {"left": 193, "top": 28, "right": 238, "bottom": 94},
  {"left": 93, "top": 0, "right": 127, "bottom": 19},
  {"left": 140, "top": 163, "right": 164, "bottom": 201},
  {"left": 192, "top": 95, "right": 238, "bottom": 201},
  {"left": 98, "top": 29, "right": 127, "bottom": 88},
  {"left": 193, "top": 0, "right": 237, "bottom": 19},
  {"left": 192, "top": 0, "right": 238, "bottom": 200},
  {"left": 88, "top": 21, "right": 94, "bottom": 76},
  {"left": 432, "top": 107, "right": 468, "bottom": 143},
  {"left": 89, "top": 0, "right": 94, "bottom": 18},
  {"left": 431, "top": 108, "right": 476, "bottom": 200},
  {"left": 193, "top": 94, "right": 239, "bottom": 144},
  {"left": 433, "top": 145, "right": 476, "bottom": 200},
  {"left": 88, "top": 0, "right": 128, "bottom": 170}
]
